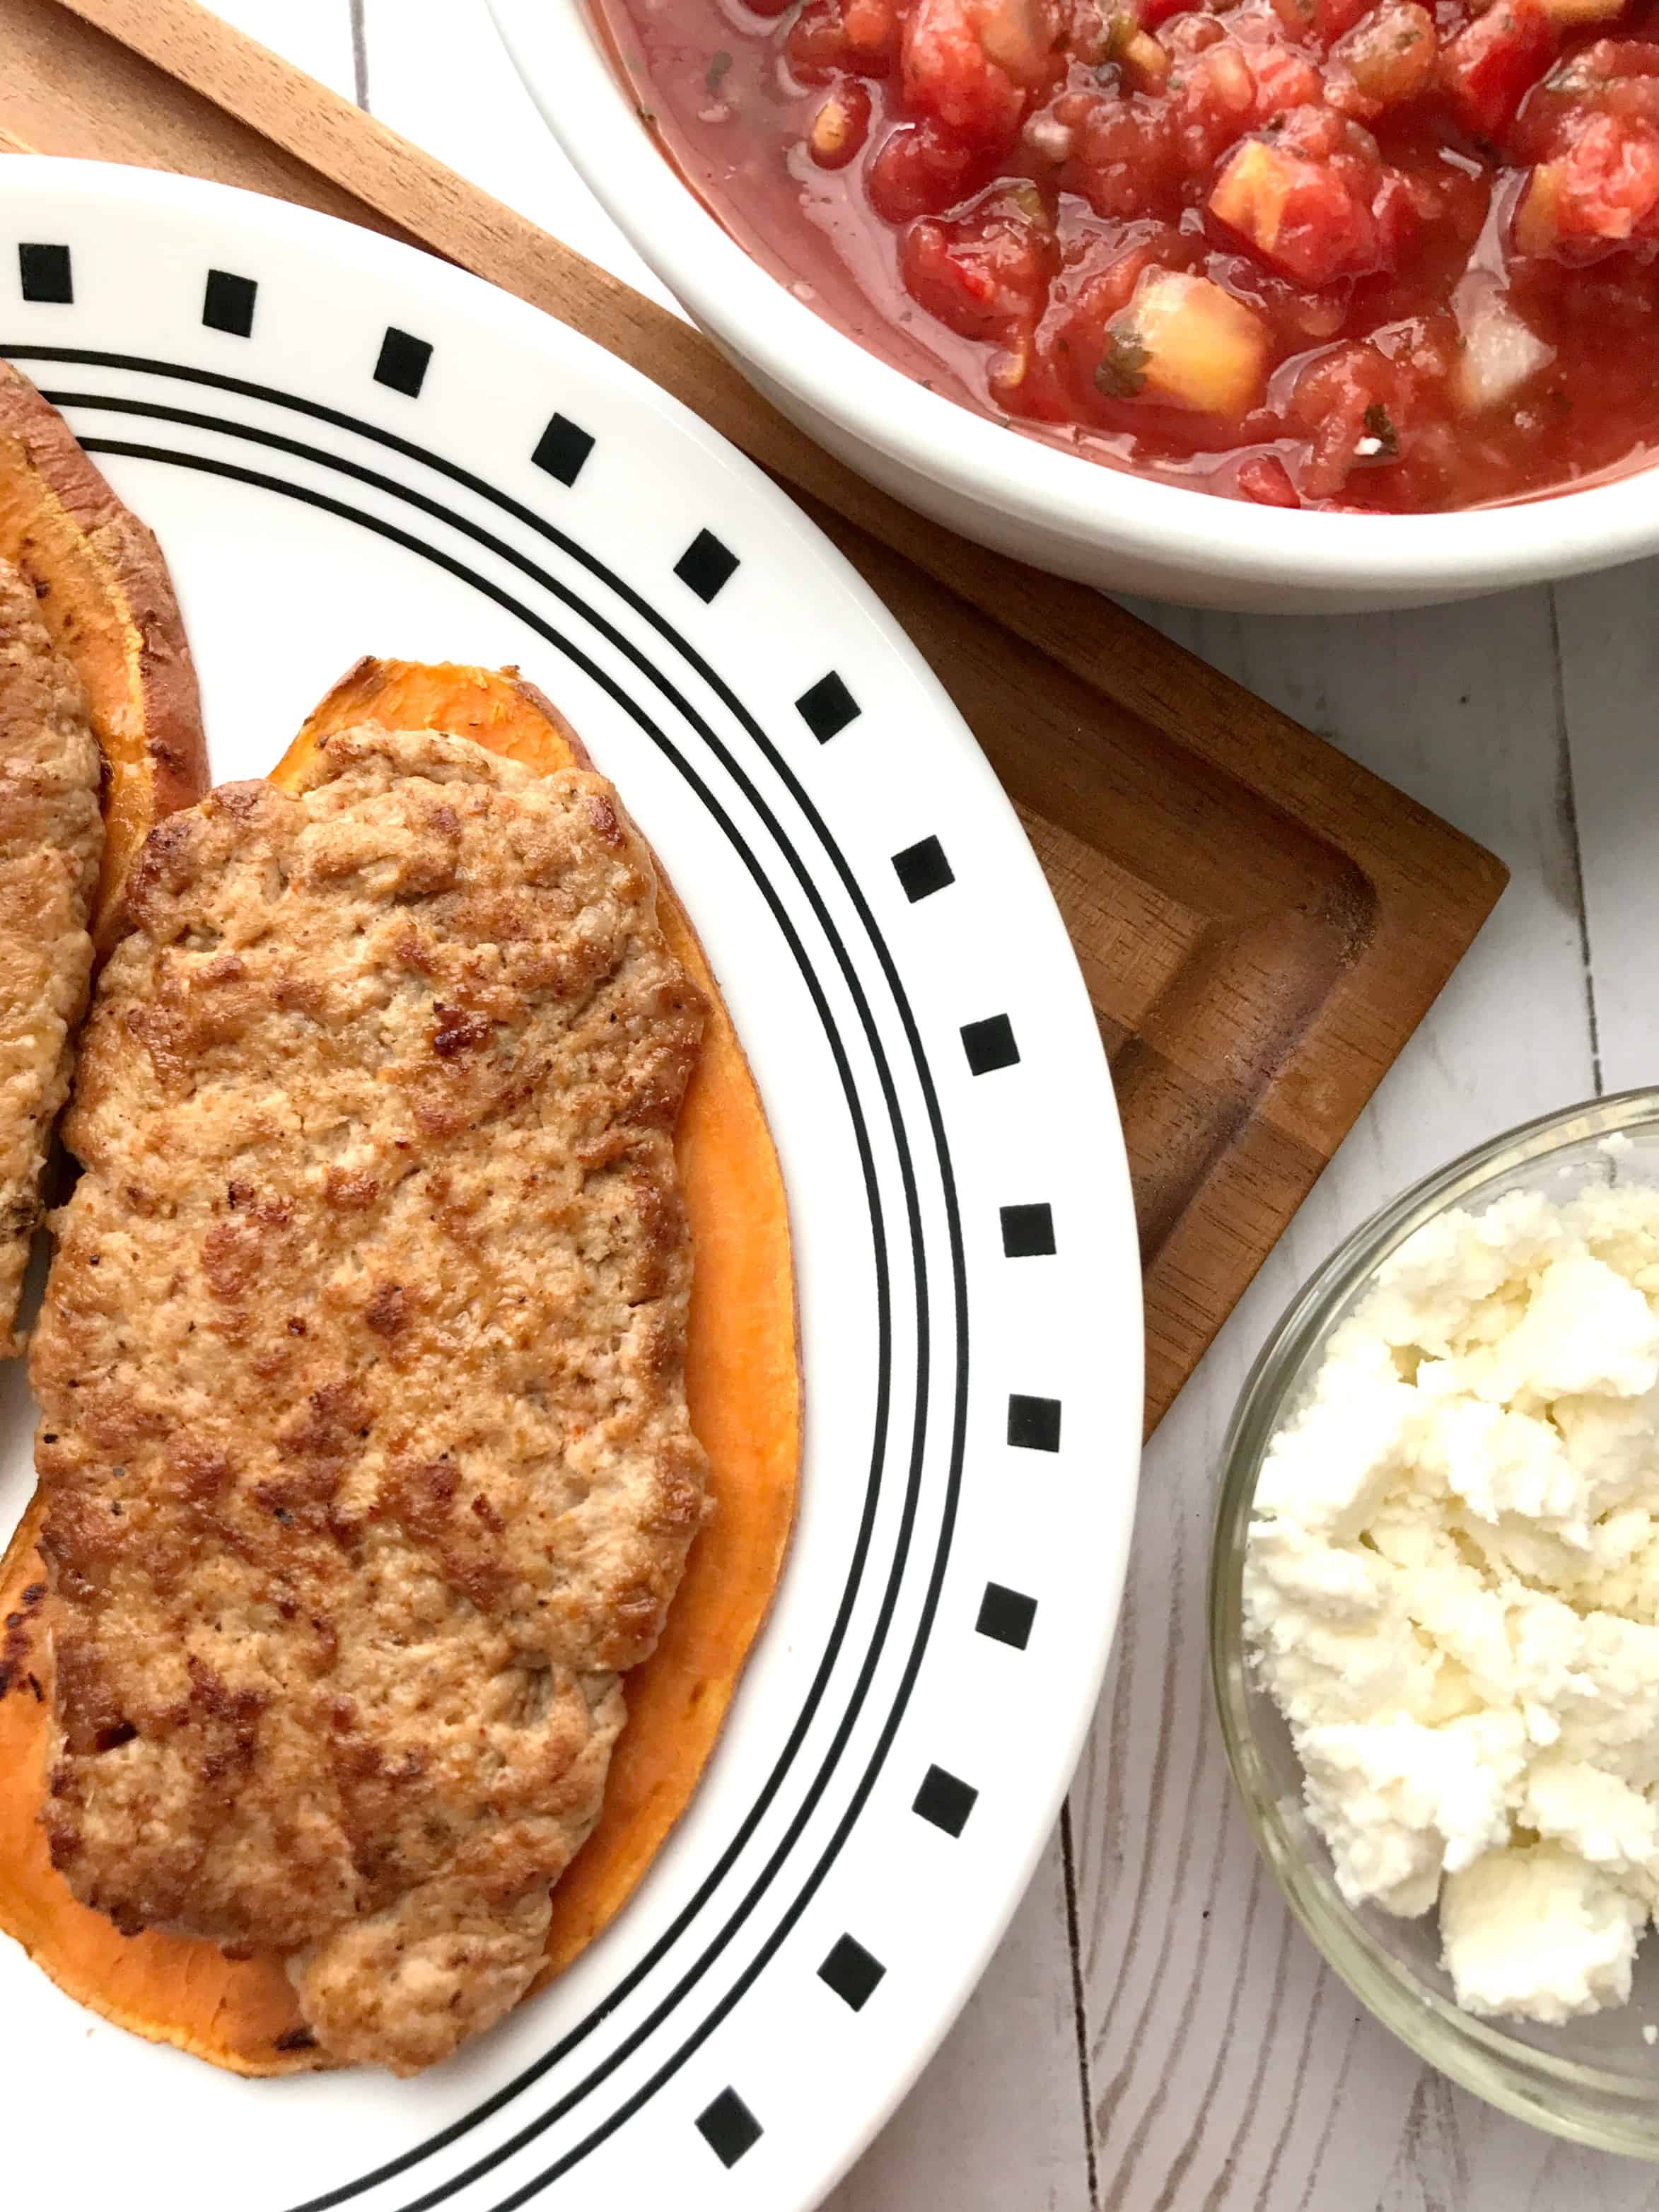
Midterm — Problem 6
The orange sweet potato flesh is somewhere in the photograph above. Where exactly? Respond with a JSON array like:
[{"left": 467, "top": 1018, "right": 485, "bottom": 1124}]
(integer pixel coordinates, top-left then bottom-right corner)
[
  {"left": 0, "top": 658, "right": 800, "bottom": 2075},
  {"left": 0, "top": 361, "right": 209, "bottom": 951}
]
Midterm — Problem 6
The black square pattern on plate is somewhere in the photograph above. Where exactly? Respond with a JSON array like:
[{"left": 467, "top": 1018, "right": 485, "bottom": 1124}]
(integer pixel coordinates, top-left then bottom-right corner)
[
  {"left": 531, "top": 411, "right": 595, "bottom": 487},
  {"left": 202, "top": 269, "right": 257, "bottom": 337},
  {"left": 960, "top": 1014, "right": 1019, "bottom": 1076},
  {"left": 796, "top": 670, "right": 860, "bottom": 743},
  {"left": 374, "top": 325, "right": 432, "bottom": 397},
  {"left": 913, "top": 1763, "right": 977, "bottom": 1836},
  {"left": 892, "top": 835, "right": 954, "bottom": 902},
  {"left": 696, "top": 2088, "right": 762, "bottom": 2168},
  {"left": 18, "top": 243, "right": 71, "bottom": 303},
  {"left": 819, "top": 1933, "right": 886, "bottom": 2011},
  {"left": 976, "top": 1581, "right": 1037, "bottom": 1650},
  {"left": 1007, "top": 1392, "right": 1062, "bottom": 1453},
  {"left": 675, "top": 528, "right": 739, "bottom": 603},
  {"left": 1000, "top": 1202, "right": 1055, "bottom": 1258}
]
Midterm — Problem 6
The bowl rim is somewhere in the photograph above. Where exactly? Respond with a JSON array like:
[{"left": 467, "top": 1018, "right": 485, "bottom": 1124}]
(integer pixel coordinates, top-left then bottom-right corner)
[
  {"left": 1208, "top": 1084, "right": 1659, "bottom": 2158},
  {"left": 489, "top": 0, "right": 1659, "bottom": 598}
]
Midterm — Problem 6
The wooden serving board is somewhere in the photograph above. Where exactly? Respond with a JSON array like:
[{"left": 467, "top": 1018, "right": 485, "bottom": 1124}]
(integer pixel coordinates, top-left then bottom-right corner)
[{"left": 0, "top": 0, "right": 1510, "bottom": 1431}]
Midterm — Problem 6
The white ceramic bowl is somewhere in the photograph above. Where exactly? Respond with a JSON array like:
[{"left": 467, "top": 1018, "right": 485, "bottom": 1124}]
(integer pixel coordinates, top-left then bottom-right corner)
[{"left": 492, "top": 0, "right": 1659, "bottom": 614}]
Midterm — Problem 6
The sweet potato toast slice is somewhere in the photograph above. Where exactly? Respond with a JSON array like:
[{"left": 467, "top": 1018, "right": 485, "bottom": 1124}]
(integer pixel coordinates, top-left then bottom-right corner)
[
  {"left": 0, "top": 658, "right": 799, "bottom": 2075},
  {"left": 0, "top": 362, "right": 207, "bottom": 950}
]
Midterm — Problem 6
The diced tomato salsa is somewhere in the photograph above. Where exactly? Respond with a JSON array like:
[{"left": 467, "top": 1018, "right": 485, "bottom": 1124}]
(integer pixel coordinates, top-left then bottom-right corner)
[{"left": 602, "top": 0, "right": 1659, "bottom": 507}]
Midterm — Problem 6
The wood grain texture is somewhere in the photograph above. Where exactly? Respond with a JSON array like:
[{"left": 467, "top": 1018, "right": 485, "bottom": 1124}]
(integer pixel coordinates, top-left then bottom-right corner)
[
  {"left": 0, "top": 0, "right": 1506, "bottom": 1432},
  {"left": 356, "top": 0, "right": 677, "bottom": 310},
  {"left": 0, "top": 0, "right": 407, "bottom": 232}
]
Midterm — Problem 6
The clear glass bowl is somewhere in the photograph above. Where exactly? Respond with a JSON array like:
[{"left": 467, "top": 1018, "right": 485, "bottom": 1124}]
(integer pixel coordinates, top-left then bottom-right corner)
[{"left": 1210, "top": 1088, "right": 1659, "bottom": 2156}]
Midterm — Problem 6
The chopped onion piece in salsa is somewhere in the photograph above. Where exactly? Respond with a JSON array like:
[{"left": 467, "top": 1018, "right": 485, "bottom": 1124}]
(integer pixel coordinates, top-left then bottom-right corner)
[
  {"left": 1100, "top": 270, "right": 1271, "bottom": 411},
  {"left": 1453, "top": 289, "right": 1556, "bottom": 408}
]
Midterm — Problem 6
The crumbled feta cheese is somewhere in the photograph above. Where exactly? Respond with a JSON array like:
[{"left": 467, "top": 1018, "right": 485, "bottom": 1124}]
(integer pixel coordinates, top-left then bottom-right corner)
[
  {"left": 1440, "top": 1846, "right": 1644, "bottom": 2023},
  {"left": 1522, "top": 1757, "right": 1659, "bottom": 1873},
  {"left": 1473, "top": 1256, "right": 1659, "bottom": 1405},
  {"left": 1245, "top": 1180, "right": 1659, "bottom": 2024}
]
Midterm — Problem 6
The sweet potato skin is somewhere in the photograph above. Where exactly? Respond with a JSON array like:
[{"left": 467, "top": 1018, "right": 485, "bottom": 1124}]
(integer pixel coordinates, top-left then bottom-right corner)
[
  {"left": 0, "top": 659, "right": 800, "bottom": 2074},
  {"left": 0, "top": 361, "right": 207, "bottom": 949}
]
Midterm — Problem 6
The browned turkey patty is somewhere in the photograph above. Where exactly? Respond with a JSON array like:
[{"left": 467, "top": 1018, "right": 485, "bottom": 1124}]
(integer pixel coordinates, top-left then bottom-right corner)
[
  {"left": 31, "top": 726, "right": 708, "bottom": 2073},
  {"left": 0, "top": 560, "right": 101, "bottom": 1354}
]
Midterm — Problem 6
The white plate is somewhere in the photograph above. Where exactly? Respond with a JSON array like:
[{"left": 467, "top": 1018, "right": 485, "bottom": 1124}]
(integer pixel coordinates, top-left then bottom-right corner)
[{"left": 0, "top": 158, "right": 1140, "bottom": 2212}]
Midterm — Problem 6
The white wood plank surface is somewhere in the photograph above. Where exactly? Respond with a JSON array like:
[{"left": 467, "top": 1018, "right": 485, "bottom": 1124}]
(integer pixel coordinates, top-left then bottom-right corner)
[
  {"left": 190, "top": 4, "right": 1659, "bottom": 2202},
  {"left": 1083, "top": 589, "right": 1612, "bottom": 2211},
  {"left": 209, "top": 0, "right": 355, "bottom": 98},
  {"left": 1554, "top": 557, "right": 1659, "bottom": 1098}
]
